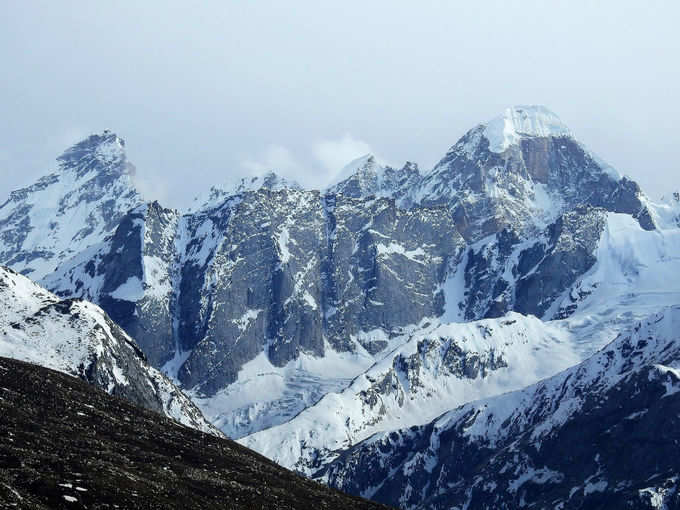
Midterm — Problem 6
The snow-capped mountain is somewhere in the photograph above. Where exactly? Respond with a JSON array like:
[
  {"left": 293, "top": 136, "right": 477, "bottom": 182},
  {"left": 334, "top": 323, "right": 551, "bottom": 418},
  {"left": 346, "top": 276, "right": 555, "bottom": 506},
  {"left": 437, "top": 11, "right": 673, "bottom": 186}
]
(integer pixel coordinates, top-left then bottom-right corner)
[
  {"left": 416, "top": 105, "right": 654, "bottom": 241},
  {"left": 240, "top": 206, "right": 680, "bottom": 473},
  {"left": 2, "top": 104, "right": 678, "bottom": 466},
  {"left": 319, "top": 306, "right": 680, "bottom": 509},
  {"left": 0, "top": 132, "right": 142, "bottom": 280},
  {"left": 0, "top": 265, "right": 219, "bottom": 435}
]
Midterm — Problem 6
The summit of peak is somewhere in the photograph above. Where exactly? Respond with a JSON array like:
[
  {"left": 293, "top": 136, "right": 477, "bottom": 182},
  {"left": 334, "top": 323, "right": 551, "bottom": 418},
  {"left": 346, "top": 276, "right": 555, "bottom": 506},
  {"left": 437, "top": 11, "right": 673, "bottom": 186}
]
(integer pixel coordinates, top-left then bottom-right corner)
[
  {"left": 0, "top": 130, "right": 142, "bottom": 279},
  {"left": 225, "top": 171, "right": 302, "bottom": 195},
  {"left": 329, "top": 154, "right": 384, "bottom": 187},
  {"left": 483, "top": 105, "right": 572, "bottom": 153},
  {"left": 342, "top": 153, "right": 380, "bottom": 171},
  {"left": 325, "top": 153, "right": 421, "bottom": 205},
  {"left": 57, "top": 131, "right": 129, "bottom": 173}
]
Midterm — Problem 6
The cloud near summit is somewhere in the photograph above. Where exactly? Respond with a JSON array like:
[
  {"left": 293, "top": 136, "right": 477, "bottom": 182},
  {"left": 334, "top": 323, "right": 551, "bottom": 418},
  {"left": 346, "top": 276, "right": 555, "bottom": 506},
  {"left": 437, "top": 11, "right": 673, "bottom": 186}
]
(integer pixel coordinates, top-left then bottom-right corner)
[
  {"left": 239, "top": 134, "right": 375, "bottom": 191},
  {"left": 313, "top": 134, "right": 373, "bottom": 181}
]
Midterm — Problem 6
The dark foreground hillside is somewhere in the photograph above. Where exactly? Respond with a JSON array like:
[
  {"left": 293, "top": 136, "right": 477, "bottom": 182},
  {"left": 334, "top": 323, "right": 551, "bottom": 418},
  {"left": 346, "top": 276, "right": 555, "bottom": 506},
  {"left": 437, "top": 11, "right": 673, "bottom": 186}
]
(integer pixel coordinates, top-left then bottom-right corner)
[{"left": 0, "top": 357, "right": 391, "bottom": 510}]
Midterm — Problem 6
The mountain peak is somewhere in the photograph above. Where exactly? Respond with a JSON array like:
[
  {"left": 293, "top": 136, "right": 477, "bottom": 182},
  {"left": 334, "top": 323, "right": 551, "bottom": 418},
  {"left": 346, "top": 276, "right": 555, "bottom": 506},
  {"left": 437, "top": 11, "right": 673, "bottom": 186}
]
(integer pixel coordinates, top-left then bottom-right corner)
[
  {"left": 57, "top": 131, "right": 131, "bottom": 174},
  {"left": 257, "top": 171, "right": 302, "bottom": 191},
  {"left": 190, "top": 171, "right": 302, "bottom": 212},
  {"left": 483, "top": 105, "right": 572, "bottom": 153},
  {"left": 325, "top": 154, "right": 385, "bottom": 193},
  {"left": 334, "top": 153, "right": 382, "bottom": 181},
  {"left": 326, "top": 154, "right": 421, "bottom": 206},
  {"left": 0, "top": 130, "right": 142, "bottom": 279}
]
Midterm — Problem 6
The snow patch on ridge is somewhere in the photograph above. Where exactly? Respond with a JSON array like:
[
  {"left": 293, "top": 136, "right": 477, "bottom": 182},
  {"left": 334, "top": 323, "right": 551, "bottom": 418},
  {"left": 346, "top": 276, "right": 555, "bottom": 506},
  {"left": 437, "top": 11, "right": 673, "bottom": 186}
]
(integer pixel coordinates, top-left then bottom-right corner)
[{"left": 376, "top": 242, "right": 426, "bottom": 263}]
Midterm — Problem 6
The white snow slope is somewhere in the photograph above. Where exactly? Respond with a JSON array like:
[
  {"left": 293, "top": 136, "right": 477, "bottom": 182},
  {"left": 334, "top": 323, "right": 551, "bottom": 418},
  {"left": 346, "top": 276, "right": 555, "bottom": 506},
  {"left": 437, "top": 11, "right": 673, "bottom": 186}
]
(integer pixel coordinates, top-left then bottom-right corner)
[
  {"left": 0, "top": 265, "right": 219, "bottom": 435},
  {"left": 318, "top": 305, "right": 680, "bottom": 509},
  {"left": 241, "top": 313, "right": 579, "bottom": 474}
]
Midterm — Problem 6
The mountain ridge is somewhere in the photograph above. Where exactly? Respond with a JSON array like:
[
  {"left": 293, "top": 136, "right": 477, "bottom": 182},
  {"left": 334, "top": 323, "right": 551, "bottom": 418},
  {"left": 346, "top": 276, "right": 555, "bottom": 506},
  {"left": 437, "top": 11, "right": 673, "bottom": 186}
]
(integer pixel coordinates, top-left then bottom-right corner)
[
  {"left": 1, "top": 105, "right": 677, "bottom": 450},
  {"left": 317, "top": 306, "right": 680, "bottom": 509}
]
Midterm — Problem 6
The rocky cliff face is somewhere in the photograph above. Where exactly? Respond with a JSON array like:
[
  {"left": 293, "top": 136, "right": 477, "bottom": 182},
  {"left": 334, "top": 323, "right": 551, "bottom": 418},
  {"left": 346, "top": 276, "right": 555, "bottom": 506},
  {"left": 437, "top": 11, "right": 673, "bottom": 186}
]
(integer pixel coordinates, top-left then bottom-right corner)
[
  {"left": 175, "top": 189, "right": 462, "bottom": 395},
  {"left": 47, "top": 181, "right": 464, "bottom": 434},
  {"left": 45, "top": 200, "right": 180, "bottom": 367},
  {"left": 37, "top": 145, "right": 463, "bottom": 434},
  {"left": 457, "top": 205, "right": 608, "bottom": 321}
]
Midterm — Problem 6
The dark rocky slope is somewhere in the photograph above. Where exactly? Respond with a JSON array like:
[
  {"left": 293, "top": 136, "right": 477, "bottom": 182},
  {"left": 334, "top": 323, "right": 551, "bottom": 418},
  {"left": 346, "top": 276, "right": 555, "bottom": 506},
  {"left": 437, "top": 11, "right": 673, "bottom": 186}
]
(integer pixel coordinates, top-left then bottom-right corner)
[{"left": 0, "top": 356, "right": 391, "bottom": 510}]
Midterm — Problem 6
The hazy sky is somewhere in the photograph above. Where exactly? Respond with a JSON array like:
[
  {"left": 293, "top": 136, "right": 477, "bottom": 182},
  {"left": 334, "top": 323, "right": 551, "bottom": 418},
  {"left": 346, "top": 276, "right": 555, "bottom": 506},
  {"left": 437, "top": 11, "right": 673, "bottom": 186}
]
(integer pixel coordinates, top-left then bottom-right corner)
[{"left": 1, "top": 1, "right": 679, "bottom": 209}]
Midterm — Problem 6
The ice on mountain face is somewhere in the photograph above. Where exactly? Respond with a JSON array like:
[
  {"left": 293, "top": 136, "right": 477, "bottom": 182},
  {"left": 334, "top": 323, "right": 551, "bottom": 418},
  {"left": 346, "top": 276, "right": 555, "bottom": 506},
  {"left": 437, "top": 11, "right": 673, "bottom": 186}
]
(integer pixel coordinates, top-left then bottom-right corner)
[
  {"left": 0, "top": 132, "right": 142, "bottom": 280},
  {"left": 483, "top": 105, "right": 572, "bottom": 153},
  {"left": 660, "top": 191, "right": 680, "bottom": 204},
  {"left": 548, "top": 212, "right": 680, "bottom": 355},
  {"left": 648, "top": 192, "right": 680, "bottom": 229},
  {"left": 108, "top": 276, "right": 144, "bottom": 301},
  {"left": 439, "top": 250, "right": 468, "bottom": 323}
]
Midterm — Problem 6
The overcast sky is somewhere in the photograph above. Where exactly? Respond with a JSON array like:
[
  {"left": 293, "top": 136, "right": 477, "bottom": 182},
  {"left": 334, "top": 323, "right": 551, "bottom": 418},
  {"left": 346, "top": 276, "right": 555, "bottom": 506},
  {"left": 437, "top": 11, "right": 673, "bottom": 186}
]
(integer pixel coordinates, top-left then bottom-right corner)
[{"left": 1, "top": 1, "right": 678, "bottom": 209}]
